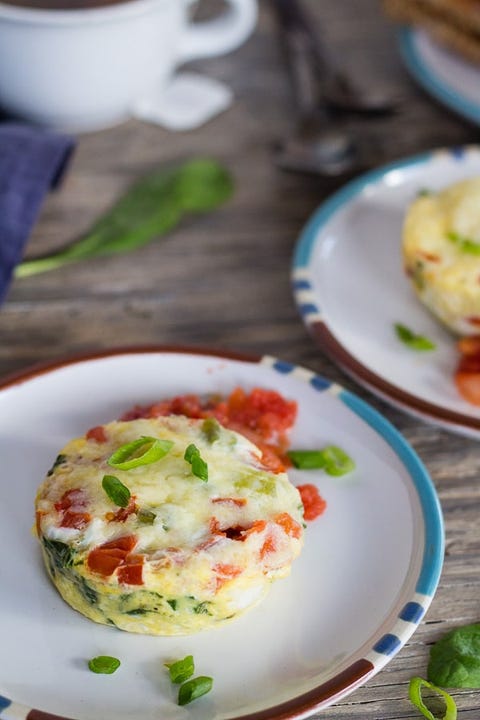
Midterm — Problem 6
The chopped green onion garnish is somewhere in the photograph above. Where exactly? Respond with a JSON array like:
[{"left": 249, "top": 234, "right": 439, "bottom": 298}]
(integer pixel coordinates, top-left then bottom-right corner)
[
  {"left": 202, "top": 417, "right": 221, "bottom": 443},
  {"left": 417, "top": 188, "right": 434, "bottom": 197},
  {"left": 394, "top": 323, "right": 436, "bottom": 351},
  {"left": 184, "top": 443, "right": 208, "bottom": 481},
  {"left": 165, "top": 655, "right": 195, "bottom": 684},
  {"left": 88, "top": 656, "right": 121, "bottom": 674},
  {"left": 102, "top": 475, "right": 131, "bottom": 508},
  {"left": 108, "top": 436, "right": 173, "bottom": 470},
  {"left": 178, "top": 676, "right": 213, "bottom": 706},
  {"left": 408, "top": 677, "right": 457, "bottom": 720},
  {"left": 137, "top": 508, "right": 156, "bottom": 525},
  {"left": 288, "top": 446, "right": 355, "bottom": 476},
  {"left": 447, "top": 230, "right": 480, "bottom": 255}
]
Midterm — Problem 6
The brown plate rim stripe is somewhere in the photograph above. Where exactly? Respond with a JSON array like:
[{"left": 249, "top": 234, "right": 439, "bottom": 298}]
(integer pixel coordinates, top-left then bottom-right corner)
[
  {"left": 309, "top": 320, "right": 480, "bottom": 432},
  {"left": 27, "top": 709, "right": 75, "bottom": 720},
  {"left": 0, "top": 344, "right": 260, "bottom": 392},
  {"left": 210, "top": 658, "right": 374, "bottom": 720}
]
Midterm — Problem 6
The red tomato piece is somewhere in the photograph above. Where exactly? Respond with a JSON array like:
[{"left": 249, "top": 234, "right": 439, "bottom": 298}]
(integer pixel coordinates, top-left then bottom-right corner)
[
  {"left": 274, "top": 512, "right": 302, "bottom": 538},
  {"left": 107, "top": 496, "right": 137, "bottom": 523},
  {"left": 100, "top": 535, "right": 137, "bottom": 552},
  {"left": 211, "top": 497, "right": 247, "bottom": 507},
  {"left": 87, "top": 549, "right": 125, "bottom": 576},
  {"left": 55, "top": 487, "right": 88, "bottom": 512},
  {"left": 86, "top": 425, "right": 108, "bottom": 443},
  {"left": 260, "top": 531, "right": 277, "bottom": 559},
  {"left": 61, "top": 510, "right": 91, "bottom": 529},
  {"left": 297, "top": 484, "right": 327, "bottom": 521},
  {"left": 240, "top": 520, "right": 267, "bottom": 539},
  {"left": 455, "top": 369, "right": 480, "bottom": 405},
  {"left": 213, "top": 563, "right": 243, "bottom": 591},
  {"left": 457, "top": 336, "right": 480, "bottom": 356},
  {"left": 117, "top": 554, "right": 144, "bottom": 585}
]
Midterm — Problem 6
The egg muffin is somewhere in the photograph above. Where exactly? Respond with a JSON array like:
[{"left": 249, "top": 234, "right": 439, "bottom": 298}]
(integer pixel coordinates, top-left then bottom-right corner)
[
  {"left": 35, "top": 415, "right": 304, "bottom": 635},
  {"left": 403, "top": 178, "right": 480, "bottom": 335}
]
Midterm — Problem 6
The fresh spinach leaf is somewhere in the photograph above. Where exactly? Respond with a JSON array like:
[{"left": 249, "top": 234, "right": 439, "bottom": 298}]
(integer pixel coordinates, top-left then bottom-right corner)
[
  {"left": 16, "top": 158, "right": 233, "bottom": 277},
  {"left": 428, "top": 623, "right": 480, "bottom": 688}
]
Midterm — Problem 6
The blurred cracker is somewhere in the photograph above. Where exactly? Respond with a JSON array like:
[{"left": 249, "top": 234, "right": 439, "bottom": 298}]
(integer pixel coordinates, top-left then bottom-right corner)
[{"left": 383, "top": 0, "right": 480, "bottom": 65}]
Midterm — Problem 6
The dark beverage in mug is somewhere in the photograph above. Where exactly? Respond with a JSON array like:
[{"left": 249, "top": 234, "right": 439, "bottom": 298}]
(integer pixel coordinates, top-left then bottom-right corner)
[{"left": 0, "top": 0, "right": 130, "bottom": 7}]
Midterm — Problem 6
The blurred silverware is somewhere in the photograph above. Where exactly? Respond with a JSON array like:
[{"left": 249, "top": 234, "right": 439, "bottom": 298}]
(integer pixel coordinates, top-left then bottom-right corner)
[{"left": 272, "top": 0, "right": 397, "bottom": 176}]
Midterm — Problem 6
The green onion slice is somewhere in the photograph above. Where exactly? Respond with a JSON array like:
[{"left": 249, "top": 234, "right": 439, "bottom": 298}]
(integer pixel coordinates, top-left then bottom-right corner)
[
  {"left": 408, "top": 677, "right": 457, "bottom": 720},
  {"left": 202, "top": 417, "right": 221, "bottom": 443},
  {"left": 102, "top": 475, "right": 131, "bottom": 508},
  {"left": 88, "top": 655, "right": 121, "bottom": 674},
  {"left": 165, "top": 655, "right": 195, "bottom": 684},
  {"left": 447, "top": 230, "right": 480, "bottom": 255},
  {"left": 108, "top": 436, "right": 173, "bottom": 470},
  {"left": 288, "top": 446, "right": 355, "bottom": 476},
  {"left": 178, "top": 676, "right": 213, "bottom": 705},
  {"left": 184, "top": 443, "right": 208, "bottom": 482},
  {"left": 137, "top": 508, "right": 156, "bottom": 525},
  {"left": 394, "top": 323, "right": 436, "bottom": 351}
]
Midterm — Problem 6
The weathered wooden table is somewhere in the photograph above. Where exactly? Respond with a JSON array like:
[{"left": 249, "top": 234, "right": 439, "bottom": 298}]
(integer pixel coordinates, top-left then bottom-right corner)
[{"left": 2, "top": 1, "right": 480, "bottom": 717}]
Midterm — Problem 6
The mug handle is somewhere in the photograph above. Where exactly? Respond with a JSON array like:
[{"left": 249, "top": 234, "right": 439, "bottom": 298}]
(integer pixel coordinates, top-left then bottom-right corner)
[{"left": 179, "top": 0, "right": 258, "bottom": 63}]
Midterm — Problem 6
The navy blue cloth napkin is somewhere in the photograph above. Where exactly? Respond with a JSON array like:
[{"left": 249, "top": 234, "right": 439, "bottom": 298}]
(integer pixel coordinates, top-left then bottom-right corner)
[{"left": 0, "top": 122, "right": 75, "bottom": 303}]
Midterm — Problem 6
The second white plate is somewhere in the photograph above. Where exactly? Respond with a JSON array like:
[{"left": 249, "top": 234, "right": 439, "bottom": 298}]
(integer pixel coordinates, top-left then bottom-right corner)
[
  {"left": 399, "top": 28, "right": 480, "bottom": 126},
  {"left": 292, "top": 145, "right": 480, "bottom": 436}
]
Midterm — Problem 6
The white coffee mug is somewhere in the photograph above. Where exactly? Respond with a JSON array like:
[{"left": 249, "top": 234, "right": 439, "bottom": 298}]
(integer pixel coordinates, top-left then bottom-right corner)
[{"left": 0, "top": 0, "right": 258, "bottom": 131}]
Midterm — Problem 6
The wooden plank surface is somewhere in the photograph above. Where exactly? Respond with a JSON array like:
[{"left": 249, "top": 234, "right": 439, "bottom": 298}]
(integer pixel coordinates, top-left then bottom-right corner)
[{"left": 2, "top": 0, "right": 480, "bottom": 717}]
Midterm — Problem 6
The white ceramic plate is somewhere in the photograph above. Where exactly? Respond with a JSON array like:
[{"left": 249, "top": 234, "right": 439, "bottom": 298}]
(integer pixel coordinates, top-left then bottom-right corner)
[
  {"left": 0, "top": 347, "right": 443, "bottom": 720},
  {"left": 399, "top": 28, "right": 480, "bottom": 126},
  {"left": 292, "top": 145, "right": 480, "bottom": 437}
]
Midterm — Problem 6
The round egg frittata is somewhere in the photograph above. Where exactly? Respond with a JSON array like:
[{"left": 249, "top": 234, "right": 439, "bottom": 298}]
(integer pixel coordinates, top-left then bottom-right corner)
[
  {"left": 35, "top": 415, "right": 304, "bottom": 635},
  {"left": 403, "top": 178, "right": 480, "bottom": 335}
]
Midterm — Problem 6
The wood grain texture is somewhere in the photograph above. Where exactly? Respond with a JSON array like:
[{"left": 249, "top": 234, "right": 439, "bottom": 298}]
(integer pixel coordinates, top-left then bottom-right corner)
[{"left": 2, "top": 0, "right": 480, "bottom": 717}]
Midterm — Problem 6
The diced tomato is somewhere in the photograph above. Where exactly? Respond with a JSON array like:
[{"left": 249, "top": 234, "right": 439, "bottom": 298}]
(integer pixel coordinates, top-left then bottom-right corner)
[
  {"left": 87, "top": 535, "right": 140, "bottom": 579},
  {"left": 240, "top": 520, "right": 267, "bottom": 539},
  {"left": 260, "top": 532, "right": 277, "bottom": 559},
  {"left": 87, "top": 549, "right": 125, "bottom": 576},
  {"left": 297, "top": 484, "right": 327, "bottom": 521},
  {"left": 86, "top": 425, "right": 108, "bottom": 443},
  {"left": 117, "top": 554, "right": 144, "bottom": 585},
  {"left": 119, "top": 387, "right": 297, "bottom": 470},
  {"left": 54, "top": 488, "right": 90, "bottom": 529},
  {"left": 213, "top": 563, "right": 243, "bottom": 591},
  {"left": 117, "top": 563, "right": 143, "bottom": 585},
  {"left": 257, "top": 442, "right": 287, "bottom": 473},
  {"left": 211, "top": 497, "right": 247, "bottom": 507},
  {"left": 209, "top": 517, "right": 225, "bottom": 536},
  {"left": 226, "top": 387, "right": 297, "bottom": 441},
  {"left": 467, "top": 318, "right": 480, "bottom": 328},
  {"left": 457, "top": 336, "right": 480, "bottom": 356},
  {"left": 455, "top": 368, "right": 480, "bottom": 405},
  {"left": 454, "top": 344, "right": 480, "bottom": 405},
  {"left": 60, "top": 510, "right": 91, "bottom": 529},
  {"left": 417, "top": 251, "right": 440, "bottom": 263},
  {"left": 100, "top": 535, "right": 137, "bottom": 552},
  {"left": 55, "top": 487, "right": 88, "bottom": 512},
  {"left": 106, "top": 496, "right": 137, "bottom": 523},
  {"left": 274, "top": 512, "right": 302, "bottom": 539}
]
